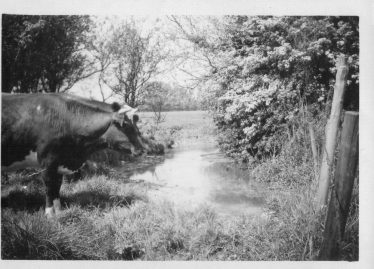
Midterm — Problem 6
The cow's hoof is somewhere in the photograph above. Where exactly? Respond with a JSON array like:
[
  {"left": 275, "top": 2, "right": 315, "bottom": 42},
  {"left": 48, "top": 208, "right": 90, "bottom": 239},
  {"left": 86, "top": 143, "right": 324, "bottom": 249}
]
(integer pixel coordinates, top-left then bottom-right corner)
[
  {"left": 53, "top": 199, "right": 62, "bottom": 212},
  {"left": 45, "top": 207, "right": 55, "bottom": 218}
]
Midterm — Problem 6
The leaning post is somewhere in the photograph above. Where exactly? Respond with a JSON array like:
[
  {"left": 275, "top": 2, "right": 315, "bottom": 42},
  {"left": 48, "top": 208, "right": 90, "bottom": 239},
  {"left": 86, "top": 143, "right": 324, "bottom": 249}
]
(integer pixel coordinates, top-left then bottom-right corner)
[
  {"left": 318, "top": 111, "right": 359, "bottom": 260},
  {"left": 317, "top": 55, "right": 348, "bottom": 206},
  {"left": 308, "top": 123, "right": 319, "bottom": 182}
]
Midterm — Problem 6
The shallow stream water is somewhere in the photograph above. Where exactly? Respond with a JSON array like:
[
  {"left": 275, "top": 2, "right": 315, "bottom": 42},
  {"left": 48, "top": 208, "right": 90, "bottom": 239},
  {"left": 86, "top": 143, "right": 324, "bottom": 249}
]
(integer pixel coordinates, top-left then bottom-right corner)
[{"left": 126, "top": 147, "right": 265, "bottom": 216}]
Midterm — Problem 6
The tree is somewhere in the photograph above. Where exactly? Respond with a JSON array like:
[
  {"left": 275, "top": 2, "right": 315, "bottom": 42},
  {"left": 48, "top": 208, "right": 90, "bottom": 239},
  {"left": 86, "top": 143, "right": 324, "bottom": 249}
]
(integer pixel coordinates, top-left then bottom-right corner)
[
  {"left": 167, "top": 16, "right": 223, "bottom": 94},
  {"left": 2, "top": 14, "right": 94, "bottom": 93},
  {"left": 85, "top": 18, "right": 117, "bottom": 102},
  {"left": 142, "top": 81, "right": 170, "bottom": 122},
  {"left": 96, "top": 19, "right": 168, "bottom": 107}
]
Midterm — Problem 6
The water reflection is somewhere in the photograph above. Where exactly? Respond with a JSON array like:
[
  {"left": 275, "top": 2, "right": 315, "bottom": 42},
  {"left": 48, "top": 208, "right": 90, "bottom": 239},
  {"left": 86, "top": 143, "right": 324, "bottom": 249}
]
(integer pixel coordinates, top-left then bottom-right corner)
[{"left": 128, "top": 148, "right": 265, "bottom": 216}]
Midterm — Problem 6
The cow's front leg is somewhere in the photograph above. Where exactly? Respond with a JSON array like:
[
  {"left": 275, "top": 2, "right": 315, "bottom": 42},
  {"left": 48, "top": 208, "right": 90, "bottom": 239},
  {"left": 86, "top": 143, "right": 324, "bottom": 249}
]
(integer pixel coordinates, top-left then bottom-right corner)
[{"left": 42, "top": 165, "right": 63, "bottom": 218}]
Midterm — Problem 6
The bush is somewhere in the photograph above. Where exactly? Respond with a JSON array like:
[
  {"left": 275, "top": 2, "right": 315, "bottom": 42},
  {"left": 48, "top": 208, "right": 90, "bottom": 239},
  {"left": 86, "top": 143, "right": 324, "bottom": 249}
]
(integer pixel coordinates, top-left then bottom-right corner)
[{"left": 198, "top": 16, "right": 358, "bottom": 161}]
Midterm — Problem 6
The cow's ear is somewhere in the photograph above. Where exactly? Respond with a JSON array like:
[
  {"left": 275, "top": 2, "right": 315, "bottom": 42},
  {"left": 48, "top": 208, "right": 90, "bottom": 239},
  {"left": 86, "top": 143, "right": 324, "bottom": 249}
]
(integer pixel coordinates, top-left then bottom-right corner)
[
  {"left": 133, "top": 114, "right": 139, "bottom": 123},
  {"left": 111, "top": 102, "right": 121, "bottom": 112},
  {"left": 118, "top": 105, "right": 133, "bottom": 114}
]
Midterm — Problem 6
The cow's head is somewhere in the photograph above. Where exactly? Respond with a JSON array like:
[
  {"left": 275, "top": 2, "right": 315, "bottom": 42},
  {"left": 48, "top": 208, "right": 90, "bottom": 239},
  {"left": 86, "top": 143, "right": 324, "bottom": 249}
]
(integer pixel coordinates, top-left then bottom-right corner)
[{"left": 113, "top": 105, "right": 148, "bottom": 156}]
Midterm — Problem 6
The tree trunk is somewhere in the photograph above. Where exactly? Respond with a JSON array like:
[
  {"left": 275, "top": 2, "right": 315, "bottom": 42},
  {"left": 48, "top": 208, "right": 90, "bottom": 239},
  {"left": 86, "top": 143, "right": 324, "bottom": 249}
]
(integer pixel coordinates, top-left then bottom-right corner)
[{"left": 49, "top": 78, "right": 57, "bottom": 93}]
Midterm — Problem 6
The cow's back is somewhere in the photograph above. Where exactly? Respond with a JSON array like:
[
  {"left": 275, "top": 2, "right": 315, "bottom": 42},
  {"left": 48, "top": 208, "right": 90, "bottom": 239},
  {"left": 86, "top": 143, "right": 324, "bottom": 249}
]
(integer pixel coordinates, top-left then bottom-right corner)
[{"left": 1, "top": 93, "right": 115, "bottom": 168}]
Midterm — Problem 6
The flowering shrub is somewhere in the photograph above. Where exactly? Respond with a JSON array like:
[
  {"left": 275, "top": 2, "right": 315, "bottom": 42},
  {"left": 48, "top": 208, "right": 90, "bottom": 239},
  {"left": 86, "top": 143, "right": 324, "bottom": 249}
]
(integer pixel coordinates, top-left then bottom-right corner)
[{"left": 199, "top": 16, "right": 359, "bottom": 161}]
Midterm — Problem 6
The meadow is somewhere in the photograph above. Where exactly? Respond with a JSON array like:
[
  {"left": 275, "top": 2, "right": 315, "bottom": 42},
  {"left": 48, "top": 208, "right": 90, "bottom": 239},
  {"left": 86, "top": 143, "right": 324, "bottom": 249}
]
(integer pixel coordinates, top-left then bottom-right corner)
[
  {"left": 138, "top": 111, "right": 217, "bottom": 149},
  {"left": 1, "top": 111, "right": 358, "bottom": 260}
]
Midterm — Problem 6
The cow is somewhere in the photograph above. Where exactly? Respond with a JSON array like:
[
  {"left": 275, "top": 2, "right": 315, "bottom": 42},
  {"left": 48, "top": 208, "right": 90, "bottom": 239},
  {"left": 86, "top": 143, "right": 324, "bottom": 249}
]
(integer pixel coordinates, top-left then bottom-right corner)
[{"left": 1, "top": 93, "right": 145, "bottom": 217}]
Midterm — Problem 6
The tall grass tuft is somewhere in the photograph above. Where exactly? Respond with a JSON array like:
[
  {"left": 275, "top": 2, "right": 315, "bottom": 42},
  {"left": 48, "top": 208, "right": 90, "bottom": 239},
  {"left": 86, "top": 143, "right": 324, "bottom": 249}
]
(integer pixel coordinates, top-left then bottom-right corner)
[
  {"left": 61, "top": 175, "right": 147, "bottom": 209},
  {"left": 1, "top": 208, "right": 107, "bottom": 259}
]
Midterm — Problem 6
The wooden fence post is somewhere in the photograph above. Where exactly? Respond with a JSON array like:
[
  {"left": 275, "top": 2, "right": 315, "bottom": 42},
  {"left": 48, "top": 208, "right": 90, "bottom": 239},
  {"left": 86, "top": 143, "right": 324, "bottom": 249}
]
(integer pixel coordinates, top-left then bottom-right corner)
[
  {"left": 318, "top": 111, "right": 359, "bottom": 260},
  {"left": 317, "top": 55, "right": 348, "bottom": 206},
  {"left": 308, "top": 123, "right": 319, "bottom": 182}
]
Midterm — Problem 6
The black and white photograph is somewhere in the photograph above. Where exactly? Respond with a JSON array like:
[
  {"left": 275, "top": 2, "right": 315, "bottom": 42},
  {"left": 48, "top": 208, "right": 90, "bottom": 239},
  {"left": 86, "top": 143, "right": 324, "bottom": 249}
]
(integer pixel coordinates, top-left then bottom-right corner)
[{"left": 0, "top": 0, "right": 373, "bottom": 266}]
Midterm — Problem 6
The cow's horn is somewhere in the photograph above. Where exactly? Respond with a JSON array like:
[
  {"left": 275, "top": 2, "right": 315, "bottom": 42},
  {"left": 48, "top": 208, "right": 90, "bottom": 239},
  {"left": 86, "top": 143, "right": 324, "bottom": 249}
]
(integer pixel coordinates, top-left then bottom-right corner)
[
  {"left": 118, "top": 105, "right": 133, "bottom": 114},
  {"left": 126, "top": 108, "right": 138, "bottom": 117}
]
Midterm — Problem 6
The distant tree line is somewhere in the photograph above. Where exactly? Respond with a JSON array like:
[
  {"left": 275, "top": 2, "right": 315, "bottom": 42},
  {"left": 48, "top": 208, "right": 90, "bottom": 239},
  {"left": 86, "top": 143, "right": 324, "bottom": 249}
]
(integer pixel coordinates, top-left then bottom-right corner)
[{"left": 140, "top": 81, "right": 201, "bottom": 112}]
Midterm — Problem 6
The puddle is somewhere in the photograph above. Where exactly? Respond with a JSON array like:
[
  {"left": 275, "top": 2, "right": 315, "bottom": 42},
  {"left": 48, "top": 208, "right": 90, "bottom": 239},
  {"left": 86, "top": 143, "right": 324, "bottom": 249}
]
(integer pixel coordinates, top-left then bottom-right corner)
[{"left": 123, "top": 147, "right": 265, "bottom": 216}]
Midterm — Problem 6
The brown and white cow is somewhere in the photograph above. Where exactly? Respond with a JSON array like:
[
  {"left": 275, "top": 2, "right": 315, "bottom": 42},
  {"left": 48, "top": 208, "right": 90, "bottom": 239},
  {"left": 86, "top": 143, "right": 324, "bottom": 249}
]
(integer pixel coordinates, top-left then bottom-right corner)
[{"left": 1, "top": 93, "right": 145, "bottom": 217}]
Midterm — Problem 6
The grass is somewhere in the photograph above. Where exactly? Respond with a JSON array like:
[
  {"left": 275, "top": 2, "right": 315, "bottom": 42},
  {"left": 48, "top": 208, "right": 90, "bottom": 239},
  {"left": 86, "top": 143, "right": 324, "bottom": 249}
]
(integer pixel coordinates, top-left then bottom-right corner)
[
  {"left": 0, "top": 184, "right": 336, "bottom": 260},
  {"left": 1, "top": 111, "right": 358, "bottom": 260},
  {"left": 1, "top": 174, "right": 148, "bottom": 260},
  {"left": 0, "top": 192, "right": 321, "bottom": 260}
]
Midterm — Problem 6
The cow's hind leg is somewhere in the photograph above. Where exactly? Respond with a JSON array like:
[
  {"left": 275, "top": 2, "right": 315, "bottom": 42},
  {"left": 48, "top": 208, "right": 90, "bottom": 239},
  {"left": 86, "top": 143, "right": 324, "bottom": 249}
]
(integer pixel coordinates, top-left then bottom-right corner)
[{"left": 42, "top": 165, "right": 63, "bottom": 217}]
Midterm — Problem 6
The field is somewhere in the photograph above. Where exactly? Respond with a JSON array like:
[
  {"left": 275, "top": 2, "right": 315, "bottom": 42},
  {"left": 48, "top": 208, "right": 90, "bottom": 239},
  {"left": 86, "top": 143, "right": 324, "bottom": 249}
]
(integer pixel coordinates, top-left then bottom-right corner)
[
  {"left": 138, "top": 110, "right": 217, "bottom": 148},
  {"left": 1, "top": 111, "right": 358, "bottom": 260},
  {"left": 140, "top": 110, "right": 212, "bottom": 127}
]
